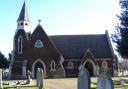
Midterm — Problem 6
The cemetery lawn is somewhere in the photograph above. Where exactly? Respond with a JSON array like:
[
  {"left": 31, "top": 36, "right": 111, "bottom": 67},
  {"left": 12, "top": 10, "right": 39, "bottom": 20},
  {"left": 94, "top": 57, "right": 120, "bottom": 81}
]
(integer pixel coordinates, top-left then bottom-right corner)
[
  {"left": 2, "top": 78, "right": 128, "bottom": 89},
  {"left": 115, "top": 85, "right": 128, "bottom": 89},
  {"left": 44, "top": 78, "right": 128, "bottom": 89},
  {"left": 2, "top": 80, "right": 49, "bottom": 89}
]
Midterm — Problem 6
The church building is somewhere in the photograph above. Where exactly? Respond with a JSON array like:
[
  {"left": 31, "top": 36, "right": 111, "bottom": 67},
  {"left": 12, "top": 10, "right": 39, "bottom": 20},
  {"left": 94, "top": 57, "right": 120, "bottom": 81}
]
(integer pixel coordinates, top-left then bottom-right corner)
[{"left": 9, "top": 1, "right": 114, "bottom": 79}]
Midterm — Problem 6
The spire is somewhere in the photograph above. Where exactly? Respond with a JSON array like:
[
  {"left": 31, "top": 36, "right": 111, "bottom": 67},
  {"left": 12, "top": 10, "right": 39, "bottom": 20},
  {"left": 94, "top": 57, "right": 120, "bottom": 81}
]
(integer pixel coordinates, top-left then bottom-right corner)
[
  {"left": 17, "top": 1, "right": 30, "bottom": 32},
  {"left": 17, "top": 1, "right": 29, "bottom": 21}
]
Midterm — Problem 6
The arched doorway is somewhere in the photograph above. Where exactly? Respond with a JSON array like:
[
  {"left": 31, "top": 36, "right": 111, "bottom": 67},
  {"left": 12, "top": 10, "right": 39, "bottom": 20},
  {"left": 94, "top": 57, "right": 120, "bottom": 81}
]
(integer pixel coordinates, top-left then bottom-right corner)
[
  {"left": 84, "top": 61, "right": 93, "bottom": 76},
  {"left": 34, "top": 62, "right": 44, "bottom": 78},
  {"left": 32, "top": 59, "right": 46, "bottom": 78}
]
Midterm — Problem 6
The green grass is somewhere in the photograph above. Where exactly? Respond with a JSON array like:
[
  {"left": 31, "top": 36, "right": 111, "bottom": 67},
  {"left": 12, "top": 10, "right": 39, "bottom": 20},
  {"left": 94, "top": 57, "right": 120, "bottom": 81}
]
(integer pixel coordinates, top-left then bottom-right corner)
[
  {"left": 2, "top": 81, "right": 49, "bottom": 89},
  {"left": 3, "top": 86, "right": 49, "bottom": 89},
  {"left": 2, "top": 78, "right": 128, "bottom": 89},
  {"left": 90, "top": 83, "right": 128, "bottom": 89},
  {"left": 91, "top": 82, "right": 97, "bottom": 89},
  {"left": 3, "top": 86, "right": 37, "bottom": 89},
  {"left": 115, "top": 85, "right": 128, "bottom": 89},
  {"left": 3, "top": 85, "right": 49, "bottom": 89}
]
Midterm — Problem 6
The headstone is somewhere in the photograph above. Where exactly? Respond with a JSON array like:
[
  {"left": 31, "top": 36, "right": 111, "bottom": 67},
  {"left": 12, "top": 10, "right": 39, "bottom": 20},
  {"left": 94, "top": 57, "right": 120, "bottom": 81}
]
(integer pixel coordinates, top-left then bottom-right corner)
[
  {"left": 36, "top": 68, "right": 40, "bottom": 87},
  {"left": 78, "top": 65, "right": 90, "bottom": 89},
  {"left": 97, "top": 72, "right": 114, "bottom": 89},
  {"left": 39, "top": 68, "right": 44, "bottom": 89},
  {"left": 36, "top": 68, "right": 44, "bottom": 89},
  {"left": 0, "top": 69, "right": 3, "bottom": 89},
  {"left": 26, "top": 70, "right": 32, "bottom": 84}
]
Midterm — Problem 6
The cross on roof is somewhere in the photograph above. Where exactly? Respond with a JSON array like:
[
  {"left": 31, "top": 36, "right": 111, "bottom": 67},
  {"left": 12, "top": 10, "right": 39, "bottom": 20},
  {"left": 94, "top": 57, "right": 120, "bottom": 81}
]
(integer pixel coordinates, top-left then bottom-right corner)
[{"left": 38, "top": 19, "right": 41, "bottom": 24}]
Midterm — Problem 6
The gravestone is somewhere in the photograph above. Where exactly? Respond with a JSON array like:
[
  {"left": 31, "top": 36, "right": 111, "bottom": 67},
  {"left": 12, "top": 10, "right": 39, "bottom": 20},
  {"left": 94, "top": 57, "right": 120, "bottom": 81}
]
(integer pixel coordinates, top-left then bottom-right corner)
[
  {"left": 78, "top": 65, "right": 90, "bottom": 89},
  {"left": 0, "top": 69, "right": 3, "bottom": 89},
  {"left": 36, "top": 68, "right": 44, "bottom": 89},
  {"left": 26, "top": 70, "right": 32, "bottom": 84},
  {"left": 39, "top": 68, "right": 44, "bottom": 89},
  {"left": 97, "top": 72, "right": 114, "bottom": 89},
  {"left": 36, "top": 68, "right": 40, "bottom": 87}
]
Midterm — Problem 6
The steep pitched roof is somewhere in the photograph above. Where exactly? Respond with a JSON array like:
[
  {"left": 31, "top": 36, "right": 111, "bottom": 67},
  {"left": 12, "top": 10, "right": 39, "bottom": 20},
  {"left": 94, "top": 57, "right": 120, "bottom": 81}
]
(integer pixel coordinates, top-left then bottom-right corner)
[
  {"left": 81, "top": 49, "right": 98, "bottom": 65},
  {"left": 32, "top": 24, "right": 46, "bottom": 36},
  {"left": 17, "top": 1, "right": 29, "bottom": 21},
  {"left": 30, "top": 24, "right": 61, "bottom": 55},
  {"left": 49, "top": 34, "right": 113, "bottom": 59}
]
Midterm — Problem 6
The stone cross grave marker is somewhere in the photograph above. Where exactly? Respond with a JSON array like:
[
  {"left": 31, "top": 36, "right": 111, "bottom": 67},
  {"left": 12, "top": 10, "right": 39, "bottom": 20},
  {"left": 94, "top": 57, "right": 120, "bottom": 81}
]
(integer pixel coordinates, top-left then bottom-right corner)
[
  {"left": 26, "top": 70, "right": 32, "bottom": 84},
  {"left": 78, "top": 65, "right": 90, "bottom": 89},
  {"left": 0, "top": 69, "right": 3, "bottom": 89},
  {"left": 97, "top": 72, "right": 114, "bottom": 89}
]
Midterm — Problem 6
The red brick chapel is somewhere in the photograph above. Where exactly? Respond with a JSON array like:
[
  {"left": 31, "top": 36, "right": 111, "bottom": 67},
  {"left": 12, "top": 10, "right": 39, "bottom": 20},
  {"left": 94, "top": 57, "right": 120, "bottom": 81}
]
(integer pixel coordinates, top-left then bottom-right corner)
[{"left": 8, "top": 1, "right": 114, "bottom": 79}]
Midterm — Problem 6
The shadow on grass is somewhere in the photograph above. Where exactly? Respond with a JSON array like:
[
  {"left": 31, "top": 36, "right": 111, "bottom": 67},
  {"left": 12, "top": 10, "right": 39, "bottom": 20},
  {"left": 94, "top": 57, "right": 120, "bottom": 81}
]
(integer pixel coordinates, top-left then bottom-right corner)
[
  {"left": 4, "top": 86, "right": 37, "bottom": 89},
  {"left": 4, "top": 86, "right": 16, "bottom": 89},
  {"left": 91, "top": 82, "right": 97, "bottom": 89},
  {"left": 114, "top": 85, "right": 128, "bottom": 89},
  {"left": 91, "top": 88, "right": 97, "bottom": 89}
]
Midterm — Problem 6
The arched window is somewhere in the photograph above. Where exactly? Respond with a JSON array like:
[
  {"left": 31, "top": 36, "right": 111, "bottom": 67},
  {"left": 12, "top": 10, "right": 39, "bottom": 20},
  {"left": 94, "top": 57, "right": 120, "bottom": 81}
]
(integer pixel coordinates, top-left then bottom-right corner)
[
  {"left": 102, "top": 61, "right": 108, "bottom": 68},
  {"left": 67, "top": 61, "right": 74, "bottom": 69},
  {"left": 18, "top": 36, "right": 23, "bottom": 53},
  {"left": 35, "top": 40, "right": 43, "bottom": 48},
  {"left": 50, "top": 60, "right": 56, "bottom": 71}
]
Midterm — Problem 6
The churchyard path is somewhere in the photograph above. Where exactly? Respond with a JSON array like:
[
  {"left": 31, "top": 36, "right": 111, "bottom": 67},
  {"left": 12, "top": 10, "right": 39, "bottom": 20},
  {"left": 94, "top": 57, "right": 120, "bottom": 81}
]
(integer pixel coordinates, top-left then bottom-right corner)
[{"left": 44, "top": 78, "right": 77, "bottom": 89}]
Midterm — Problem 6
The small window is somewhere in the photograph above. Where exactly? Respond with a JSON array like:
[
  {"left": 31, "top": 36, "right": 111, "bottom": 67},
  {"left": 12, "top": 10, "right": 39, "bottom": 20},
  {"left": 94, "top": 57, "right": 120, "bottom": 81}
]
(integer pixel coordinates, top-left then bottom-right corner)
[
  {"left": 25, "top": 23, "right": 28, "bottom": 25},
  {"left": 102, "top": 61, "right": 108, "bottom": 68},
  {"left": 20, "top": 23, "right": 23, "bottom": 25},
  {"left": 35, "top": 40, "right": 43, "bottom": 48},
  {"left": 67, "top": 61, "right": 74, "bottom": 69},
  {"left": 50, "top": 60, "right": 56, "bottom": 71},
  {"left": 18, "top": 36, "right": 23, "bottom": 54}
]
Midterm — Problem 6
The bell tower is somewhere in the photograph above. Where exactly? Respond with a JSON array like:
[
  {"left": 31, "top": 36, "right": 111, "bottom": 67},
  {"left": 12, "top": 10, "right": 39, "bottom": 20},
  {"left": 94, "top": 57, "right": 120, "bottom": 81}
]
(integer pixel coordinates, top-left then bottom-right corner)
[{"left": 17, "top": 1, "right": 30, "bottom": 33}]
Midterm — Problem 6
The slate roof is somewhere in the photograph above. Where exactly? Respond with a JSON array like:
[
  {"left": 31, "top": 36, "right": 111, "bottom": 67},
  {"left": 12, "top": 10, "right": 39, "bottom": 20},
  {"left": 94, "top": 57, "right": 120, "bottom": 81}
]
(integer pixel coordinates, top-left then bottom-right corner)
[
  {"left": 49, "top": 34, "right": 113, "bottom": 59},
  {"left": 17, "top": 1, "right": 29, "bottom": 21}
]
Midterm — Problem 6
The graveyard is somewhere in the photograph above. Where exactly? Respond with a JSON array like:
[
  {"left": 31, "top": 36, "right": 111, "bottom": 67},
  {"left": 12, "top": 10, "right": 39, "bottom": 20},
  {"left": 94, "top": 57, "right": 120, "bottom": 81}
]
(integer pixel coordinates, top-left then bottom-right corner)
[
  {"left": 1, "top": 0, "right": 128, "bottom": 89},
  {"left": 1, "top": 78, "right": 128, "bottom": 89},
  {"left": 1, "top": 67, "right": 128, "bottom": 89}
]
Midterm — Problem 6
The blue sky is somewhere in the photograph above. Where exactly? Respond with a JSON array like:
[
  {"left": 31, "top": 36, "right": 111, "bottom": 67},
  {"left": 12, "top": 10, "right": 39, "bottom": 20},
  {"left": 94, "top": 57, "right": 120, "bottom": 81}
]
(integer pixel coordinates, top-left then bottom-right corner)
[{"left": 0, "top": 0, "right": 120, "bottom": 56}]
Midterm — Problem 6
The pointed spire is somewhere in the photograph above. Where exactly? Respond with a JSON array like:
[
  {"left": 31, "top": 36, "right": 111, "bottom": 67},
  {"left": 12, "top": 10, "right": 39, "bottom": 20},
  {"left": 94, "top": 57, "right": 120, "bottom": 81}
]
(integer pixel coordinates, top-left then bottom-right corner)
[
  {"left": 17, "top": 1, "right": 29, "bottom": 21},
  {"left": 17, "top": 1, "right": 30, "bottom": 32}
]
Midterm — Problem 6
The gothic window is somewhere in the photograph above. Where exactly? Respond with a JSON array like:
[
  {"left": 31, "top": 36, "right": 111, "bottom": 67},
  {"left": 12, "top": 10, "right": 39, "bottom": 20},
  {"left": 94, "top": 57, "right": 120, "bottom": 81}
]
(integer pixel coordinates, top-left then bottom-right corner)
[
  {"left": 35, "top": 40, "right": 43, "bottom": 48},
  {"left": 102, "top": 61, "right": 108, "bottom": 68},
  {"left": 18, "top": 36, "right": 23, "bottom": 53},
  {"left": 67, "top": 61, "right": 74, "bottom": 69},
  {"left": 50, "top": 60, "right": 56, "bottom": 71}
]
